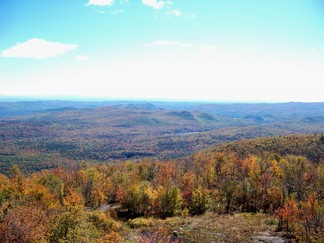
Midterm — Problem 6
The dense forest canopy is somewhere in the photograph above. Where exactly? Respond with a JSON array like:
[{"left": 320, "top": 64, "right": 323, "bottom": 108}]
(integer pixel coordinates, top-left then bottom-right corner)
[
  {"left": 0, "top": 134, "right": 323, "bottom": 242},
  {"left": 0, "top": 102, "right": 323, "bottom": 242}
]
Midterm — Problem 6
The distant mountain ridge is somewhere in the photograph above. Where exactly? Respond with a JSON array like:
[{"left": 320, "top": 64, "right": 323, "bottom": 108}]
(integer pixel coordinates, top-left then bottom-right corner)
[
  {"left": 0, "top": 101, "right": 323, "bottom": 174},
  {"left": 1, "top": 100, "right": 324, "bottom": 121}
]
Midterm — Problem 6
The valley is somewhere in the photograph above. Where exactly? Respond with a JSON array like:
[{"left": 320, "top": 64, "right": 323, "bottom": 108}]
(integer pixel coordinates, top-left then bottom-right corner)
[
  {"left": 0, "top": 101, "right": 323, "bottom": 242},
  {"left": 0, "top": 101, "right": 323, "bottom": 175}
]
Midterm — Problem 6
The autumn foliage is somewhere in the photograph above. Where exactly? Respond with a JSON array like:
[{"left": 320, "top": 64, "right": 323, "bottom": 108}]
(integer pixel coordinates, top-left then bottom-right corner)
[{"left": 0, "top": 145, "right": 323, "bottom": 242}]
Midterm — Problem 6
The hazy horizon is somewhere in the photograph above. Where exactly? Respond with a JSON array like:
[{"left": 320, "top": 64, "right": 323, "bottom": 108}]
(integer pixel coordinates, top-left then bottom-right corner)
[
  {"left": 1, "top": 0, "right": 324, "bottom": 102},
  {"left": 2, "top": 95, "right": 324, "bottom": 104}
]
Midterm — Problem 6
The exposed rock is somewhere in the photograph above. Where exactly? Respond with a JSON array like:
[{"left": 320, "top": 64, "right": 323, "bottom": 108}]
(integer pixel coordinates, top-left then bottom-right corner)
[{"left": 253, "top": 231, "right": 286, "bottom": 243}]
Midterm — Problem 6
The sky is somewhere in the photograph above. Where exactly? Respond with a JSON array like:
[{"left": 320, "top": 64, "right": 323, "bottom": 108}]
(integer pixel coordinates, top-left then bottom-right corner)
[{"left": 0, "top": 0, "right": 324, "bottom": 102}]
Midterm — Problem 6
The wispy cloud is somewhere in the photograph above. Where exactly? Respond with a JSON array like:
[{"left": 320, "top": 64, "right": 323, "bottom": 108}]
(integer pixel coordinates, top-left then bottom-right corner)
[
  {"left": 75, "top": 55, "right": 91, "bottom": 62},
  {"left": 144, "top": 40, "right": 179, "bottom": 46},
  {"left": 187, "top": 13, "right": 196, "bottom": 19},
  {"left": 109, "top": 9, "right": 124, "bottom": 15},
  {"left": 166, "top": 9, "right": 181, "bottom": 17},
  {"left": 180, "top": 43, "right": 194, "bottom": 48},
  {"left": 200, "top": 45, "right": 219, "bottom": 54},
  {"left": 94, "top": 9, "right": 124, "bottom": 15},
  {"left": 144, "top": 41, "right": 195, "bottom": 49},
  {"left": 166, "top": 9, "right": 196, "bottom": 19},
  {"left": 87, "top": 0, "right": 114, "bottom": 7},
  {"left": 0, "top": 38, "right": 78, "bottom": 59},
  {"left": 142, "top": 0, "right": 165, "bottom": 9}
]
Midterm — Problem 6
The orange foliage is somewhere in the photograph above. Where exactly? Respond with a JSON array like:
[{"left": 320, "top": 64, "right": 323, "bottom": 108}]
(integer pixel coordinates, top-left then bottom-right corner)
[{"left": 64, "top": 190, "right": 84, "bottom": 207}]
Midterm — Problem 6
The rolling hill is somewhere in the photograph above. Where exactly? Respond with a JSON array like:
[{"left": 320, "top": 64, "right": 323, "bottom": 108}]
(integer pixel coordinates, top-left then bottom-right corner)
[{"left": 0, "top": 101, "right": 323, "bottom": 174}]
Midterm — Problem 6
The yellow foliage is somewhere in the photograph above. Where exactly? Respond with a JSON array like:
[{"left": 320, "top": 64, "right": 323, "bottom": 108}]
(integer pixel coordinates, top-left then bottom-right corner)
[
  {"left": 270, "top": 159, "right": 282, "bottom": 177},
  {"left": 128, "top": 217, "right": 156, "bottom": 228},
  {"left": 25, "top": 179, "right": 58, "bottom": 209},
  {"left": 0, "top": 174, "right": 10, "bottom": 192},
  {"left": 181, "top": 172, "right": 196, "bottom": 192},
  {"left": 247, "top": 155, "right": 260, "bottom": 178},
  {"left": 64, "top": 190, "right": 84, "bottom": 207},
  {"left": 102, "top": 232, "right": 124, "bottom": 243}
]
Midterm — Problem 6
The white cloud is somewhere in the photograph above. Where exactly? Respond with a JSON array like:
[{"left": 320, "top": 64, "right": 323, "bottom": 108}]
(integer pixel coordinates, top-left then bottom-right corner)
[
  {"left": 200, "top": 45, "right": 219, "bottom": 54},
  {"left": 1, "top": 38, "right": 78, "bottom": 59},
  {"left": 142, "top": 0, "right": 165, "bottom": 9},
  {"left": 75, "top": 55, "right": 91, "bottom": 62},
  {"left": 166, "top": 10, "right": 196, "bottom": 19},
  {"left": 166, "top": 9, "right": 181, "bottom": 17},
  {"left": 87, "top": 0, "right": 114, "bottom": 6},
  {"left": 180, "top": 43, "right": 194, "bottom": 48},
  {"left": 144, "top": 40, "right": 179, "bottom": 46},
  {"left": 166, "top": 1, "right": 173, "bottom": 4},
  {"left": 109, "top": 9, "right": 124, "bottom": 15},
  {"left": 94, "top": 8, "right": 123, "bottom": 15},
  {"left": 144, "top": 40, "right": 194, "bottom": 49}
]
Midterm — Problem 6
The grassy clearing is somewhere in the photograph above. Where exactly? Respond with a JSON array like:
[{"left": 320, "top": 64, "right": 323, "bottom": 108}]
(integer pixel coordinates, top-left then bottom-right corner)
[{"left": 123, "top": 212, "right": 278, "bottom": 242}]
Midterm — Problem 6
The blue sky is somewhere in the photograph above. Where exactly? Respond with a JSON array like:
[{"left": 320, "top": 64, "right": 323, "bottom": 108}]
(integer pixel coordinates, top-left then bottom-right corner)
[{"left": 1, "top": 0, "right": 324, "bottom": 102}]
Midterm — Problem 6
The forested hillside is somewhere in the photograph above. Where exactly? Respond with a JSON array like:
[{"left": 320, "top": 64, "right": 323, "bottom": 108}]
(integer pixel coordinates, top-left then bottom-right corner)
[
  {"left": 0, "top": 135, "right": 323, "bottom": 242},
  {"left": 207, "top": 134, "right": 324, "bottom": 163},
  {"left": 0, "top": 102, "right": 323, "bottom": 175}
]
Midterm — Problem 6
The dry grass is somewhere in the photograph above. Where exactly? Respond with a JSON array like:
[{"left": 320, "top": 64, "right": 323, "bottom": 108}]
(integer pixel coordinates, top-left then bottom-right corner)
[
  {"left": 124, "top": 212, "right": 278, "bottom": 242},
  {"left": 181, "top": 212, "right": 278, "bottom": 242}
]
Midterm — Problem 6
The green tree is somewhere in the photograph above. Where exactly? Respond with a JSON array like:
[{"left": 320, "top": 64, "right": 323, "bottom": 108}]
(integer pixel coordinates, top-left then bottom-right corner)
[
  {"left": 188, "top": 186, "right": 209, "bottom": 215},
  {"left": 159, "top": 186, "right": 182, "bottom": 217}
]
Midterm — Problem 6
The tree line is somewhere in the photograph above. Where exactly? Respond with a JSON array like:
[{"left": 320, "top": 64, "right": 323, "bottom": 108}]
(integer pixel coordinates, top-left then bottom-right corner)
[{"left": 0, "top": 145, "right": 323, "bottom": 242}]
